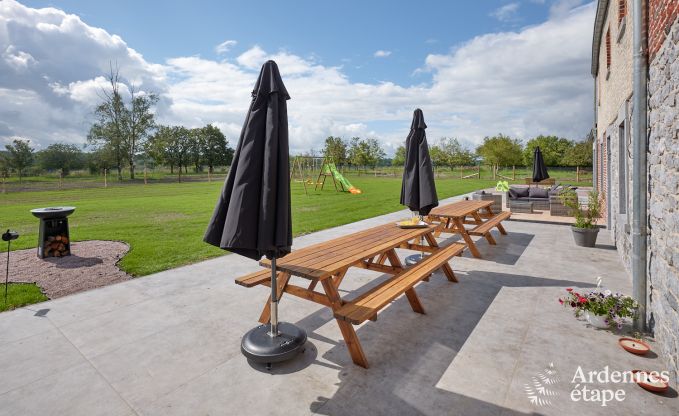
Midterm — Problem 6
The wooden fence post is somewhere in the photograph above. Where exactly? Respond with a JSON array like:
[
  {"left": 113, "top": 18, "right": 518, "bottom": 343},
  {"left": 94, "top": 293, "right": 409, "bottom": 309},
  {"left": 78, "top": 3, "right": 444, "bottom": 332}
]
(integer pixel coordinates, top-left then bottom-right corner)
[
  {"left": 512, "top": 165, "right": 516, "bottom": 180},
  {"left": 104, "top": 169, "right": 108, "bottom": 188},
  {"left": 477, "top": 165, "right": 481, "bottom": 179},
  {"left": 144, "top": 167, "right": 148, "bottom": 185},
  {"left": 59, "top": 171, "right": 63, "bottom": 190},
  {"left": 576, "top": 166, "right": 580, "bottom": 183}
]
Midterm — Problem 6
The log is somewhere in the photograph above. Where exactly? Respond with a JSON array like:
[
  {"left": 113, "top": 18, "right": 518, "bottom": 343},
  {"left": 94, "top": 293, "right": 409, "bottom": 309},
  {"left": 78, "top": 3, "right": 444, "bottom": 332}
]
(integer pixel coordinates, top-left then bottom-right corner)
[
  {"left": 55, "top": 235, "right": 62, "bottom": 241},
  {"left": 47, "top": 236, "right": 55, "bottom": 242},
  {"left": 61, "top": 236, "right": 69, "bottom": 244}
]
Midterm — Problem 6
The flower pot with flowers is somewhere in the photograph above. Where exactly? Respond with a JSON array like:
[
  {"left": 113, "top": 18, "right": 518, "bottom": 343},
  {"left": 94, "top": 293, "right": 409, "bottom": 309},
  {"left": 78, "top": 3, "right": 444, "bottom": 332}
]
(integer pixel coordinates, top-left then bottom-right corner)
[
  {"left": 559, "top": 189, "right": 602, "bottom": 247},
  {"left": 559, "top": 278, "right": 638, "bottom": 329}
]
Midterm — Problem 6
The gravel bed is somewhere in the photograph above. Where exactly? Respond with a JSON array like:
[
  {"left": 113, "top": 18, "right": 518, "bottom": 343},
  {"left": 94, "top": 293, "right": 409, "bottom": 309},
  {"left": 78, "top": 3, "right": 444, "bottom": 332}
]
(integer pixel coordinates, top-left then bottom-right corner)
[{"left": 1, "top": 240, "right": 131, "bottom": 299}]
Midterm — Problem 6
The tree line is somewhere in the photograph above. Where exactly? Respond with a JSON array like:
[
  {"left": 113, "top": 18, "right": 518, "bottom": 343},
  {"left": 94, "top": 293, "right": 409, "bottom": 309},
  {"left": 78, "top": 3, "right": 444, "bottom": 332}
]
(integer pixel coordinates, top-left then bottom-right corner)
[
  {"left": 320, "top": 133, "right": 592, "bottom": 171},
  {"left": 0, "top": 68, "right": 234, "bottom": 183}
]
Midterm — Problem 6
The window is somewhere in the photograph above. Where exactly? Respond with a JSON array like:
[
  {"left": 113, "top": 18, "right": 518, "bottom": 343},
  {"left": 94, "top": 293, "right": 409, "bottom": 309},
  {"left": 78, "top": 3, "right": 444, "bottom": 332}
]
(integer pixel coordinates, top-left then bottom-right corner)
[
  {"left": 618, "top": 0, "right": 627, "bottom": 22},
  {"left": 605, "top": 28, "right": 611, "bottom": 70},
  {"left": 618, "top": 122, "right": 627, "bottom": 214}
]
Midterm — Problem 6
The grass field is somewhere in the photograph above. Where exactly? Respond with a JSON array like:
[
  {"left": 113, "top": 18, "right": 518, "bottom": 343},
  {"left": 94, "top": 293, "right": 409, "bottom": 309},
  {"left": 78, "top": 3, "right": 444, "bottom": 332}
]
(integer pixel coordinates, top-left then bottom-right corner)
[
  {"left": 0, "top": 283, "right": 49, "bottom": 312},
  {"left": 0, "top": 175, "right": 502, "bottom": 276}
]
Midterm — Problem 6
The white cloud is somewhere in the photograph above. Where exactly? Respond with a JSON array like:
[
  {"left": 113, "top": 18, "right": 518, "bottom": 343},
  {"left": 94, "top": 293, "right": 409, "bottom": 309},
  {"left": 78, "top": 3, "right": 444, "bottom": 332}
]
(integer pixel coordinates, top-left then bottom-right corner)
[
  {"left": 373, "top": 50, "right": 392, "bottom": 58},
  {"left": 550, "top": 0, "right": 586, "bottom": 19},
  {"left": 215, "top": 39, "right": 237, "bottom": 54},
  {"left": 0, "top": 0, "right": 596, "bottom": 155},
  {"left": 490, "top": 3, "right": 520, "bottom": 22}
]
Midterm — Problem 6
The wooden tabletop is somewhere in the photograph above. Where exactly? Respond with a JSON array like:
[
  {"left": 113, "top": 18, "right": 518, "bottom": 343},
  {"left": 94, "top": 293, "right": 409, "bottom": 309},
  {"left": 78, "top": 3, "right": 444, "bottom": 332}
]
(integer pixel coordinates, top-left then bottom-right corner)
[
  {"left": 429, "top": 200, "right": 493, "bottom": 218},
  {"left": 260, "top": 223, "right": 438, "bottom": 281}
]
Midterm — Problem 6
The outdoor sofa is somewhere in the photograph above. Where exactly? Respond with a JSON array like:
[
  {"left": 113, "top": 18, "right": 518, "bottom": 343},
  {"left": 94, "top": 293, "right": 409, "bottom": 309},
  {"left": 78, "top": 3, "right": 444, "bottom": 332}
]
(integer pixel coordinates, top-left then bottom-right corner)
[{"left": 506, "top": 184, "right": 577, "bottom": 213}]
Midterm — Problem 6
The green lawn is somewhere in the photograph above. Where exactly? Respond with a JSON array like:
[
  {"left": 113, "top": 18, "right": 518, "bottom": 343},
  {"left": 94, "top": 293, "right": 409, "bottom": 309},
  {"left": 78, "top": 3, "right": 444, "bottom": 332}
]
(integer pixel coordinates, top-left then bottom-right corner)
[
  {"left": 0, "top": 283, "right": 49, "bottom": 312},
  {"left": 0, "top": 175, "right": 502, "bottom": 276}
]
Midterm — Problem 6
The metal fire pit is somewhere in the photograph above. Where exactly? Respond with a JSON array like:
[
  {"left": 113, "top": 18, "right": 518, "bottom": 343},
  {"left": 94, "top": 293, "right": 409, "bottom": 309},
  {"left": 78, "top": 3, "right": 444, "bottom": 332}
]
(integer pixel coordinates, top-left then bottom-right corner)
[{"left": 30, "top": 207, "right": 76, "bottom": 259}]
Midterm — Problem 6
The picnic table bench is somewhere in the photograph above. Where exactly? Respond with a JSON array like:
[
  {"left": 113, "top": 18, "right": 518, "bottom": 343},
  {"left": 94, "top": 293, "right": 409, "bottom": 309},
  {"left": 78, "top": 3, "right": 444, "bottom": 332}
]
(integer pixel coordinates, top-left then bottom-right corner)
[
  {"left": 235, "top": 222, "right": 465, "bottom": 368},
  {"left": 427, "top": 200, "right": 511, "bottom": 258}
]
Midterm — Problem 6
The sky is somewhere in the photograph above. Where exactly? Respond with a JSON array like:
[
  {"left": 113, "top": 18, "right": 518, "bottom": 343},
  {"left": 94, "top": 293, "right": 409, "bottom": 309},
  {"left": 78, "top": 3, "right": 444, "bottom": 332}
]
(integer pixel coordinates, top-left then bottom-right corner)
[{"left": 0, "top": 0, "right": 596, "bottom": 155}]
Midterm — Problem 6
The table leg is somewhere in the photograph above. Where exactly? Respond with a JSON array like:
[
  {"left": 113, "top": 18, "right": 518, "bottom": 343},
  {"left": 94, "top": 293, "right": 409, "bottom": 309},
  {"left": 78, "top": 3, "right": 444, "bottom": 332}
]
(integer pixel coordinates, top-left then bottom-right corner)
[
  {"left": 485, "top": 206, "right": 508, "bottom": 235},
  {"left": 453, "top": 217, "right": 482, "bottom": 258},
  {"left": 423, "top": 233, "right": 458, "bottom": 282},
  {"left": 385, "top": 249, "right": 425, "bottom": 314},
  {"left": 321, "top": 278, "right": 369, "bottom": 368},
  {"left": 258, "top": 272, "right": 291, "bottom": 324},
  {"left": 471, "top": 211, "right": 496, "bottom": 245}
]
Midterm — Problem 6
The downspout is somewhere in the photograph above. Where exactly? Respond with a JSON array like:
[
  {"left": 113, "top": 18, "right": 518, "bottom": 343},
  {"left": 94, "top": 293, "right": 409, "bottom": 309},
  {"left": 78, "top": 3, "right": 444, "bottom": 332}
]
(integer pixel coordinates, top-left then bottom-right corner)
[
  {"left": 631, "top": 0, "right": 648, "bottom": 330},
  {"left": 593, "top": 78, "right": 598, "bottom": 192}
]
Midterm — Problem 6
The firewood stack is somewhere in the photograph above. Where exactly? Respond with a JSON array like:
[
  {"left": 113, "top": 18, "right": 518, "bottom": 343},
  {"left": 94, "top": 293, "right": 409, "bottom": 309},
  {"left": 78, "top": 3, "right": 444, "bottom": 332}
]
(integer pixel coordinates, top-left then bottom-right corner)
[{"left": 43, "top": 234, "right": 70, "bottom": 257}]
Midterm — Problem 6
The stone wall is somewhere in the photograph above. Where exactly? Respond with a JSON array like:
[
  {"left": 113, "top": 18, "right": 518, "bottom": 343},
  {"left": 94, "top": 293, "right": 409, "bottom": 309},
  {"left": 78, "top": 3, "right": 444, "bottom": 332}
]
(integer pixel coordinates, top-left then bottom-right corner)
[{"left": 647, "top": 15, "right": 679, "bottom": 382}]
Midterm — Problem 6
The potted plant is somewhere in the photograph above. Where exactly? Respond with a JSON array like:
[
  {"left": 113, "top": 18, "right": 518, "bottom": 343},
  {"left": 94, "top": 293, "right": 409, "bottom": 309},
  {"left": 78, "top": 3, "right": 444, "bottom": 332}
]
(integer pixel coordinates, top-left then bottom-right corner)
[
  {"left": 559, "top": 287, "right": 638, "bottom": 329},
  {"left": 559, "top": 189, "right": 602, "bottom": 247}
]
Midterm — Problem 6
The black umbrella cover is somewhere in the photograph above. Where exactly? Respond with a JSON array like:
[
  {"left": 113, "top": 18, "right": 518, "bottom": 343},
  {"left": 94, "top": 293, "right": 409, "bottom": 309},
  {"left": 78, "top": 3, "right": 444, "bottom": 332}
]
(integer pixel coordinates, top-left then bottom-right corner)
[
  {"left": 400, "top": 109, "right": 439, "bottom": 215},
  {"left": 204, "top": 60, "right": 292, "bottom": 261},
  {"left": 532, "top": 146, "right": 550, "bottom": 183}
]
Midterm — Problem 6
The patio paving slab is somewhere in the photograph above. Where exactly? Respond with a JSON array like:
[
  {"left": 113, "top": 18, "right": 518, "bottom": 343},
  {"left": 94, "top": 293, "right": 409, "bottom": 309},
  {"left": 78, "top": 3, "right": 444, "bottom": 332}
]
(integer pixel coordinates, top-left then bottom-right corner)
[{"left": 0, "top": 193, "right": 676, "bottom": 415}]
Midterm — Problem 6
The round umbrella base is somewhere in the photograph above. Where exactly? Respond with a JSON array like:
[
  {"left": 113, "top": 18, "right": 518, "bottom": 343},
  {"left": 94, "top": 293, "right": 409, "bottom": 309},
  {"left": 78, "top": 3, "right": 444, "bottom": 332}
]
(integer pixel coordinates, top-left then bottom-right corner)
[
  {"left": 405, "top": 254, "right": 429, "bottom": 266},
  {"left": 241, "top": 322, "right": 307, "bottom": 365}
]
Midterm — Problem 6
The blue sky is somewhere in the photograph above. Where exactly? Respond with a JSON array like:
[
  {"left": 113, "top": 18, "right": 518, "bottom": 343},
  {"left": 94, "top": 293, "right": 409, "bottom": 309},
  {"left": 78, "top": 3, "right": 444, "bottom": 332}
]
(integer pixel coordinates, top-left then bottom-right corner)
[
  {"left": 1, "top": 0, "right": 595, "bottom": 154},
  {"left": 21, "top": 0, "right": 554, "bottom": 85}
]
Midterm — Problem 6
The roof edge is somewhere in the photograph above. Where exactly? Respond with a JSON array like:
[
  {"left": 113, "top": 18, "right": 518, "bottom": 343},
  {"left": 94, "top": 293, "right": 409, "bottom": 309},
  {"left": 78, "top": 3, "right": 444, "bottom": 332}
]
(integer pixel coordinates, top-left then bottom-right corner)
[{"left": 591, "top": 0, "right": 610, "bottom": 77}]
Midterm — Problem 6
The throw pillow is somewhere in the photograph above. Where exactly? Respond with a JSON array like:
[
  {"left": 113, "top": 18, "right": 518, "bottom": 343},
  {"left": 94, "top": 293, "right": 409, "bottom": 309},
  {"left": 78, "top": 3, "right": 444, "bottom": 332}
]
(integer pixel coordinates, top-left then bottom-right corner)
[{"left": 529, "top": 187, "right": 549, "bottom": 198}]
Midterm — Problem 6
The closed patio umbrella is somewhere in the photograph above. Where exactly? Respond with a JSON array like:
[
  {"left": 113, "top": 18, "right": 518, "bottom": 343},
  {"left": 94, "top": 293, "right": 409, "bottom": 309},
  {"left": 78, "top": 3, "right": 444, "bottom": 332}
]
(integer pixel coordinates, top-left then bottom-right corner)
[
  {"left": 400, "top": 108, "right": 438, "bottom": 216},
  {"left": 204, "top": 60, "right": 305, "bottom": 365},
  {"left": 532, "top": 146, "right": 550, "bottom": 184},
  {"left": 400, "top": 109, "right": 438, "bottom": 265}
]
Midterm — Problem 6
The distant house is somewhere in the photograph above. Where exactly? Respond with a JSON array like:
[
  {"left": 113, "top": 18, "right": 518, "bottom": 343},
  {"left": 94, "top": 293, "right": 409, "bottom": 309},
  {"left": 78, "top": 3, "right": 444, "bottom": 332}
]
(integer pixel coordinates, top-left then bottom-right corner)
[{"left": 592, "top": 0, "right": 679, "bottom": 378}]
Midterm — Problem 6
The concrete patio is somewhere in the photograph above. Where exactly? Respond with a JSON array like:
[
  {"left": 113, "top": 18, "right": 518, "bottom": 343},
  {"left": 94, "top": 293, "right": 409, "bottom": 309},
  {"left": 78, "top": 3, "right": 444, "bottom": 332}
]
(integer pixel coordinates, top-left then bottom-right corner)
[{"left": 0, "top": 195, "right": 676, "bottom": 416}]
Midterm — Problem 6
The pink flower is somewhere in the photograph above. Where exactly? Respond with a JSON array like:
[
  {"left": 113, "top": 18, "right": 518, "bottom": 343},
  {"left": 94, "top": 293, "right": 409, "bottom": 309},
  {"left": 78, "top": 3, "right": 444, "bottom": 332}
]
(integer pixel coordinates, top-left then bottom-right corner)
[{"left": 566, "top": 288, "right": 573, "bottom": 292}]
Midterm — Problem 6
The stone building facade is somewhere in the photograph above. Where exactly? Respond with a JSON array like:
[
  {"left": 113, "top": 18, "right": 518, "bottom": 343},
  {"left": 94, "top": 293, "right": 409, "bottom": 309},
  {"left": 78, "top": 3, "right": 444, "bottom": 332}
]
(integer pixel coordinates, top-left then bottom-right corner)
[
  {"left": 593, "top": 0, "right": 679, "bottom": 380},
  {"left": 647, "top": 0, "right": 679, "bottom": 379}
]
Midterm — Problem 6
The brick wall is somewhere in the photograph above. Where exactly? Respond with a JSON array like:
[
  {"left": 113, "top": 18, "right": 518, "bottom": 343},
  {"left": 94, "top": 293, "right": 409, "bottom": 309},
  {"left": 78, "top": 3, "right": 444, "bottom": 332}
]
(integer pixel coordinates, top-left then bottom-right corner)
[{"left": 649, "top": 0, "right": 679, "bottom": 61}]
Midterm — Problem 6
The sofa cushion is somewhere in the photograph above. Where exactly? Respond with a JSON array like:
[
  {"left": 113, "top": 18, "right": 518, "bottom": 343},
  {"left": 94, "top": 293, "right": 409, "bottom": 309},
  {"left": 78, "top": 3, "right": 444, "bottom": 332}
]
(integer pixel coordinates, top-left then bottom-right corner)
[
  {"left": 509, "top": 186, "right": 529, "bottom": 199},
  {"left": 529, "top": 187, "right": 549, "bottom": 199}
]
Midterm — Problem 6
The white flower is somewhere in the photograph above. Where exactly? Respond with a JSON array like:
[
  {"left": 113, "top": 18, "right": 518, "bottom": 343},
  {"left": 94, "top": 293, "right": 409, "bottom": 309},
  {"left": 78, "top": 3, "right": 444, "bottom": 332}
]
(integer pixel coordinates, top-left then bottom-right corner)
[{"left": 604, "top": 290, "right": 612, "bottom": 297}]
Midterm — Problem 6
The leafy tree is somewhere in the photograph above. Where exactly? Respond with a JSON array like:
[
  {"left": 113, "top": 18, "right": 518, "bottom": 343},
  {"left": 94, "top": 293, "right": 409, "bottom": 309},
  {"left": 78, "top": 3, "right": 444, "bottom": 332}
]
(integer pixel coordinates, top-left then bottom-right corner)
[
  {"left": 187, "top": 128, "right": 204, "bottom": 172},
  {"left": 428, "top": 145, "right": 447, "bottom": 168},
  {"left": 523, "top": 135, "right": 573, "bottom": 166},
  {"left": 148, "top": 126, "right": 191, "bottom": 181},
  {"left": 476, "top": 134, "right": 523, "bottom": 171},
  {"left": 87, "top": 66, "right": 158, "bottom": 180},
  {"left": 323, "top": 136, "right": 348, "bottom": 166},
  {"left": 85, "top": 148, "right": 117, "bottom": 174},
  {"left": 123, "top": 89, "right": 158, "bottom": 178},
  {"left": 348, "top": 137, "right": 385, "bottom": 172},
  {"left": 391, "top": 145, "right": 406, "bottom": 166},
  {"left": 38, "top": 143, "right": 85, "bottom": 176},
  {"left": 562, "top": 136, "right": 594, "bottom": 167},
  {"left": 4, "top": 139, "right": 34, "bottom": 182},
  {"left": 201, "top": 124, "right": 232, "bottom": 173},
  {"left": 438, "top": 137, "right": 475, "bottom": 167}
]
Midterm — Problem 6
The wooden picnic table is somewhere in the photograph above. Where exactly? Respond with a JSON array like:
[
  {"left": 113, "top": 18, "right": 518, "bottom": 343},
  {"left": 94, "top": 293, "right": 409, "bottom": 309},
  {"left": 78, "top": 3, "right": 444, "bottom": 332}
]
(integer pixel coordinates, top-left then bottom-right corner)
[
  {"left": 427, "top": 200, "right": 511, "bottom": 258},
  {"left": 235, "top": 222, "right": 466, "bottom": 368}
]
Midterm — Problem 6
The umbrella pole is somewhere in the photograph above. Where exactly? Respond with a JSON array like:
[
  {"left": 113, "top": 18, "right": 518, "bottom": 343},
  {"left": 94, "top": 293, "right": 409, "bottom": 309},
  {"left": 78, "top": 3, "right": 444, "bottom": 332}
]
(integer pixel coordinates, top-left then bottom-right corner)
[{"left": 269, "top": 257, "right": 279, "bottom": 337}]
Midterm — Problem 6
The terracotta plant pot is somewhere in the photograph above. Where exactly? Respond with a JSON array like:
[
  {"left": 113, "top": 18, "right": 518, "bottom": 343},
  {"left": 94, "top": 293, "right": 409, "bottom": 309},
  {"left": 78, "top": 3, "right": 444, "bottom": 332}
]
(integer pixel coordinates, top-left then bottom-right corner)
[
  {"left": 571, "top": 226, "right": 599, "bottom": 247},
  {"left": 619, "top": 337, "right": 651, "bottom": 355}
]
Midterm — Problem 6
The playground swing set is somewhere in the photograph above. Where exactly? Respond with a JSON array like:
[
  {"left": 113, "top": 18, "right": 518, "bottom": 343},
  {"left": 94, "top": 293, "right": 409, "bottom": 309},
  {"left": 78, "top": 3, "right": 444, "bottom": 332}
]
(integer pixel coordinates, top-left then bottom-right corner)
[{"left": 290, "top": 156, "right": 361, "bottom": 196}]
